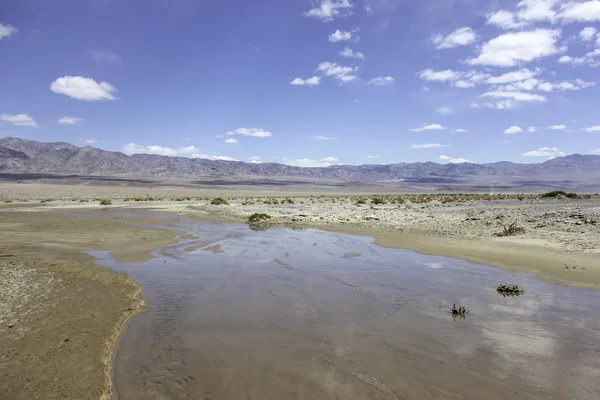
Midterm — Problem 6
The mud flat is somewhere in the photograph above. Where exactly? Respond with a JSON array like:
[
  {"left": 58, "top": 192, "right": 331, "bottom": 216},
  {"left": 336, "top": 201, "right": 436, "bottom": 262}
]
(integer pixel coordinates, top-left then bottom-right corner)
[{"left": 0, "top": 209, "right": 188, "bottom": 400}]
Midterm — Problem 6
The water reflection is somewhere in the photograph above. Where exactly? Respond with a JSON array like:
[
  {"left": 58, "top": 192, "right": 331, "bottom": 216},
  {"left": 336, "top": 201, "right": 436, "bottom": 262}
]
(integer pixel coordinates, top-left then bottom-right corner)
[{"left": 91, "top": 220, "right": 600, "bottom": 400}]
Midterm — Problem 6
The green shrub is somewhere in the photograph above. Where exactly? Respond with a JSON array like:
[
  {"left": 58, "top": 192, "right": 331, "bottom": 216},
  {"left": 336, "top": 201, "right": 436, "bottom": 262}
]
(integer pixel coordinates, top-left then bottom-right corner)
[
  {"left": 371, "top": 197, "right": 386, "bottom": 205},
  {"left": 540, "top": 190, "right": 567, "bottom": 198},
  {"left": 99, "top": 199, "right": 112, "bottom": 206},
  {"left": 40, "top": 198, "right": 55, "bottom": 203},
  {"left": 79, "top": 199, "right": 89, "bottom": 203},
  {"left": 355, "top": 198, "right": 367, "bottom": 205},
  {"left": 211, "top": 197, "right": 230, "bottom": 205},
  {"left": 285, "top": 198, "right": 295, "bottom": 204},
  {"left": 4, "top": 199, "right": 13, "bottom": 203},
  {"left": 248, "top": 213, "right": 271, "bottom": 223}
]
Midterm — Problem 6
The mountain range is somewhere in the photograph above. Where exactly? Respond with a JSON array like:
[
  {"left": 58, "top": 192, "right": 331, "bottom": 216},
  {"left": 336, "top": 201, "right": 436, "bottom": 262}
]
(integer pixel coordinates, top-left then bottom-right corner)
[{"left": 1, "top": 137, "right": 600, "bottom": 190}]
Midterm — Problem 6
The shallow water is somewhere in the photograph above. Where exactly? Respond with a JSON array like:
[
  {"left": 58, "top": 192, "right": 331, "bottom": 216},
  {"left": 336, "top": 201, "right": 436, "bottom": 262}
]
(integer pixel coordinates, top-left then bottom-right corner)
[{"left": 91, "top": 219, "right": 600, "bottom": 400}]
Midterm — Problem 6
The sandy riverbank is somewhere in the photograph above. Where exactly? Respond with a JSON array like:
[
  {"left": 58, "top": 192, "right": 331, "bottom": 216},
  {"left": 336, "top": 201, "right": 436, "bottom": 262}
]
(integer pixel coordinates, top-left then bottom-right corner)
[{"left": 0, "top": 210, "right": 188, "bottom": 400}]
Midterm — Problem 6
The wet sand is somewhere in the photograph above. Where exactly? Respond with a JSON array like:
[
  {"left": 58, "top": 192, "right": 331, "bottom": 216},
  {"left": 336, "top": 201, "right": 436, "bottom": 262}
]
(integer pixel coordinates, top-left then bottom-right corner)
[
  {"left": 100, "top": 223, "right": 600, "bottom": 400},
  {"left": 0, "top": 209, "right": 188, "bottom": 400}
]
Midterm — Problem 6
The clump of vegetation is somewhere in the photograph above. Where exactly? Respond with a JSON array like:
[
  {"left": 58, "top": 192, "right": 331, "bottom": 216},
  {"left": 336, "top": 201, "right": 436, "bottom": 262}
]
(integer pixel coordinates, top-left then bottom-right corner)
[
  {"left": 285, "top": 198, "right": 295, "bottom": 204},
  {"left": 451, "top": 303, "right": 468, "bottom": 318},
  {"left": 40, "top": 198, "right": 55, "bottom": 203},
  {"left": 173, "top": 196, "right": 192, "bottom": 202},
  {"left": 99, "top": 199, "right": 112, "bottom": 206},
  {"left": 355, "top": 198, "right": 367, "bottom": 205},
  {"left": 496, "top": 284, "right": 524, "bottom": 296},
  {"left": 248, "top": 213, "right": 272, "bottom": 223},
  {"left": 371, "top": 197, "right": 386, "bottom": 205},
  {"left": 540, "top": 190, "right": 577, "bottom": 199},
  {"left": 210, "top": 197, "right": 230, "bottom": 205},
  {"left": 79, "top": 199, "right": 89, "bottom": 203},
  {"left": 3, "top": 199, "right": 13, "bottom": 203},
  {"left": 496, "top": 220, "right": 526, "bottom": 237}
]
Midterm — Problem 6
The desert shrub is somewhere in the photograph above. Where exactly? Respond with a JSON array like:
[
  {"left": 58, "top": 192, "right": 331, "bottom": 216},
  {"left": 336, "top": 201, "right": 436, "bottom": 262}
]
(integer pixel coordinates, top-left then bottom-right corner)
[
  {"left": 248, "top": 213, "right": 271, "bottom": 223},
  {"left": 496, "top": 221, "right": 525, "bottom": 237},
  {"left": 40, "top": 198, "right": 55, "bottom": 203},
  {"left": 4, "top": 199, "right": 13, "bottom": 203},
  {"left": 79, "top": 199, "right": 89, "bottom": 203},
  {"left": 355, "top": 198, "right": 367, "bottom": 205},
  {"left": 285, "top": 198, "right": 295, "bottom": 204},
  {"left": 371, "top": 197, "right": 386, "bottom": 205},
  {"left": 211, "top": 197, "right": 230, "bottom": 205},
  {"left": 565, "top": 192, "right": 578, "bottom": 198},
  {"left": 540, "top": 190, "right": 567, "bottom": 198},
  {"left": 99, "top": 199, "right": 112, "bottom": 206}
]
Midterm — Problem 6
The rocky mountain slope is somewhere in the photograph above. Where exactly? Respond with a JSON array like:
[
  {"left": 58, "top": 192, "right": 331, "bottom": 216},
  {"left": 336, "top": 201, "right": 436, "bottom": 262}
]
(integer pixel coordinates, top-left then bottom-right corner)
[{"left": 1, "top": 137, "right": 599, "bottom": 187}]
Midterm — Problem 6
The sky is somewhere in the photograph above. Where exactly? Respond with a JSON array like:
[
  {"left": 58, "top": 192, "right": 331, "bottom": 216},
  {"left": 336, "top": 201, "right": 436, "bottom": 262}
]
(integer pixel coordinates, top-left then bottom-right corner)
[{"left": 1, "top": 0, "right": 600, "bottom": 167}]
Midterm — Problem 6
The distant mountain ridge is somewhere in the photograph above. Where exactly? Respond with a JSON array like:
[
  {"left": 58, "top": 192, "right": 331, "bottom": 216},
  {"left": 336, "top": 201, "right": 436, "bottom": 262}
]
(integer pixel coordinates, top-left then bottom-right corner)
[{"left": 1, "top": 137, "right": 600, "bottom": 185}]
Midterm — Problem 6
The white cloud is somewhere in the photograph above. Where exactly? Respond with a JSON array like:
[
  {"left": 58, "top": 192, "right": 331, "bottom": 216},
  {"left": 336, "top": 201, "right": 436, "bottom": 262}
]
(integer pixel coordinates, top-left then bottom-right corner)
[
  {"left": 282, "top": 156, "right": 339, "bottom": 167},
  {"left": 85, "top": 139, "right": 103, "bottom": 145},
  {"left": 366, "top": 155, "right": 382, "bottom": 159},
  {"left": 91, "top": 50, "right": 122, "bottom": 65},
  {"left": 536, "top": 79, "right": 595, "bottom": 91},
  {"left": 290, "top": 76, "right": 321, "bottom": 86},
  {"left": 432, "top": 27, "right": 476, "bottom": 49},
  {"left": 0, "top": 114, "right": 37, "bottom": 127},
  {"left": 248, "top": 156, "right": 262, "bottom": 164},
  {"left": 0, "top": 23, "right": 18, "bottom": 39},
  {"left": 522, "top": 147, "right": 565, "bottom": 157},
  {"left": 317, "top": 62, "right": 358, "bottom": 82},
  {"left": 558, "top": 1, "right": 600, "bottom": 22},
  {"left": 409, "top": 123, "right": 446, "bottom": 132},
  {"left": 472, "top": 100, "right": 518, "bottom": 110},
  {"left": 339, "top": 47, "right": 365, "bottom": 59},
  {"left": 467, "top": 29, "right": 561, "bottom": 67},
  {"left": 329, "top": 29, "right": 353, "bottom": 42},
  {"left": 486, "top": 68, "right": 539, "bottom": 84},
  {"left": 410, "top": 143, "right": 446, "bottom": 149},
  {"left": 50, "top": 76, "right": 118, "bottom": 101},
  {"left": 583, "top": 125, "right": 600, "bottom": 132},
  {"left": 436, "top": 106, "right": 454, "bottom": 115},
  {"left": 453, "top": 128, "right": 469, "bottom": 133},
  {"left": 417, "top": 69, "right": 460, "bottom": 82},
  {"left": 439, "top": 155, "right": 472, "bottom": 163},
  {"left": 504, "top": 125, "right": 524, "bottom": 134},
  {"left": 226, "top": 128, "right": 272, "bottom": 137},
  {"left": 122, "top": 143, "right": 236, "bottom": 161},
  {"left": 367, "top": 76, "right": 394, "bottom": 85},
  {"left": 310, "top": 135, "right": 337, "bottom": 140},
  {"left": 454, "top": 72, "right": 491, "bottom": 88},
  {"left": 579, "top": 26, "right": 598, "bottom": 41},
  {"left": 225, "top": 138, "right": 239, "bottom": 144},
  {"left": 57, "top": 116, "right": 84, "bottom": 125},
  {"left": 528, "top": 126, "right": 538, "bottom": 132},
  {"left": 517, "top": 0, "right": 558, "bottom": 22},
  {"left": 593, "top": 148, "right": 600, "bottom": 154},
  {"left": 558, "top": 55, "right": 588, "bottom": 65},
  {"left": 547, "top": 124, "right": 567, "bottom": 130},
  {"left": 303, "top": 0, "right": 353, "bottom": 22},
  {"left": 486, "top": 10, "right": 527, "bottom": 29},
  {"left": 481, "top": 90, "right": 546, "bottom": 102}
]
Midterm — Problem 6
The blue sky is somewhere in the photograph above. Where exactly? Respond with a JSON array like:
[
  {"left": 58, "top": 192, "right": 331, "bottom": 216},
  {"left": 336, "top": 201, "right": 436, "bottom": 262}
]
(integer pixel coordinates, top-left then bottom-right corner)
[{"left": 1, "top": 0, "right": 599, "bottom": 167}]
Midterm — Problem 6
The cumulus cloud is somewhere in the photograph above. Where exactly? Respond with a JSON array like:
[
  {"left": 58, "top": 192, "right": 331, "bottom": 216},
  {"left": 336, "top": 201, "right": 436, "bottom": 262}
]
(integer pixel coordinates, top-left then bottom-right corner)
[
  {"left": 558, "top": 1, "right": 600, "bottom": 22},
  {"left": 248, "top": 156, "right": 262, "bottom": 164},
  {"left": 57, "top": 116, "right": 84, "bottom": 125},
  {"left": 417, "top": 69, "right": 461, "bottom": 82},
  {"left": 122, "top": 143, "right": 236, "bottom": 161},
  {"left": 486, "top": 10, "right": 527, "bottom": 29},
  {"left": 436, "top": 106, "right": 454, "bottom": 115},
  {"left": 579, "top": 26, "right": 598, "bottom": 41},
  {"left": 310, "top": 135, "right": 337, "bottom": 140},
  {"left": 432, "top": 27, "right": 476, "bottom": 49},
  {"left": 583, "top": 125, "right": 600, "bottom": 132},
  {"left": 504, "top": 125, "right": 524, "bottom": 134},
  {"left": 282, "top": 156, "right": 339, "bottom": 167},
  {"left": 225, "top": 138, "right": 239, "bottom": 144},
  {"left": 522, "top": 147, "right": 565, "bottom": 157},
  {"left": 0, "top": 23, "right": 18, "bottom": 39},
  {"left": 410, "top": 143, "right": 446, "bottom": 149},
  {"left": 91, "top": 50, "right": 122, "bottom": 65},
  {"left": 366, "top": 155, "right": 382, "bottom": 159},
  {"left": 290, "top": 76, "right": 321, "bottom": 86},
  {"left": 480, "top": 90, "right": 546, "bottom": 102},
  {"left": 409, "top": 123, "right": 446, "bottom": 132},
  {"left": 339, "top": 47, "right": 365, "bottom": 59},
  {"left": 329, "top": 29, "right": 353, "bottom": 42},
  {"left": 439, "top": 155, "right": 472, "bottom": 163},
  {"left": 528, "top": 126, "right": 538, "bottom": 132},
  {"left": 303, "top": 0, "right": 353, "bottom": 22},
  {"left": 367, "top": 76, "right": 394, "bottom": 85},
  {"left": 467, "top": 29, "right": 561, "bottom": 67},
  {"left": 50, "top": 76, "right": 118, "bottom": 101},
  {"left": 486, "top": 68, "right": 540, "bottom": 84},
  {"left": 317, "top": 62, "right": 358, "bottom": 82},
  {"left": 226, "top": 128, "right": 272, "bottom": 137},
  {"left": 547, "top": 124, "right": 567, "bottom": 130},
  {"left": 0, "top": 114, "right": 37, "bottom": 127}
]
